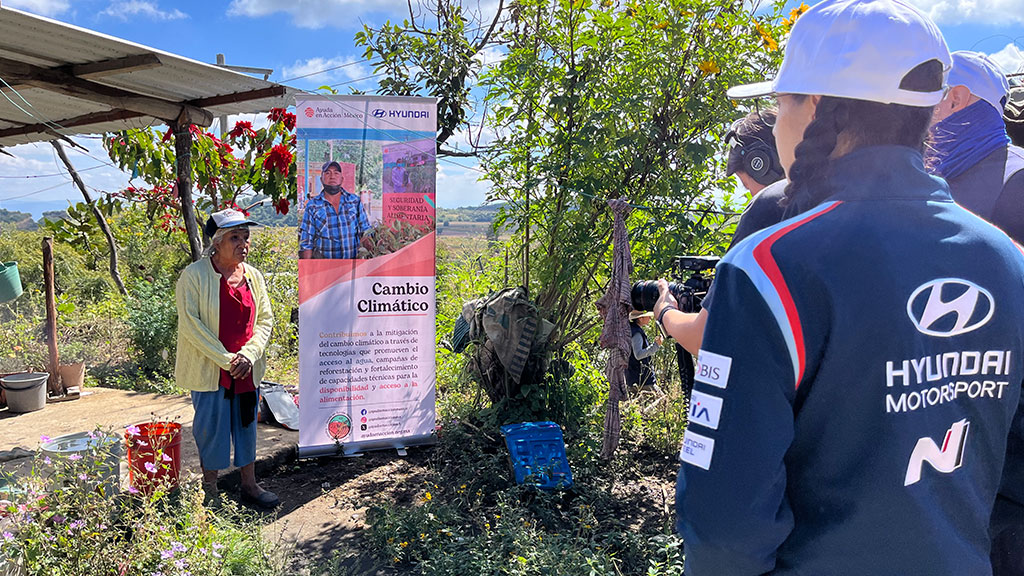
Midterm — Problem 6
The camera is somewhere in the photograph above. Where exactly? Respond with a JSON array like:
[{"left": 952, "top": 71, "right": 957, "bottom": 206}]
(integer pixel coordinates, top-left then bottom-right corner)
[{"left": 631, "top": 255, "right": 720, "bottom": 314}]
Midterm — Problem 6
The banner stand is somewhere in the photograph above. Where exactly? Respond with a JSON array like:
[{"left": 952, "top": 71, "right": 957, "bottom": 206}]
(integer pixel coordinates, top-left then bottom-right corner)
[{"left": 295, "top": 95, "right": 439, "bottom": 458}]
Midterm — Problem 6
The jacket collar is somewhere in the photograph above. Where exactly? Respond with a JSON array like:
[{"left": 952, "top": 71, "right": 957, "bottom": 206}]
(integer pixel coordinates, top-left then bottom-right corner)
[{"left": 825, "top": 145, "right": 952, "bottom": 203}]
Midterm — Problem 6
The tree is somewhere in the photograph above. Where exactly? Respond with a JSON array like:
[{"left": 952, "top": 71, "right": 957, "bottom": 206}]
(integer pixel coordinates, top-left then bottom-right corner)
[
  {"left": 481, "top": 0, "right": 788, "bottom": 345},
  {"left": 100, "top": 109, "right": 297, "bottom": 260},
  {"left": 355, "top": 0, "right": 504, "bottom": 156}
]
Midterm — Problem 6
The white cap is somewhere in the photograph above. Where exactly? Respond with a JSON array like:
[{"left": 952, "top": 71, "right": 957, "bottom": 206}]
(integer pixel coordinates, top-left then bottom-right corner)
[
  {"left": 947, "top": 50, "right": 1011, "bottom": 113},
  {"left": 204, "top": 208, "right": 260, "bottom": 237},
  {"left": 727, "top": 0, "right": 951, "bottom": 107}
]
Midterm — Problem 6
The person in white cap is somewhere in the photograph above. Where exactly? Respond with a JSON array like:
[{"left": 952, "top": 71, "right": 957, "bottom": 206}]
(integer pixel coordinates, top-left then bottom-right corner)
[
  {"left": 930, "top": 50, "right": 1024, "bottom": 243},
  {"left": 175, "top": 208, "right": 279, "bottom": 508},
  {"left": 626, "top": 310, "right": 662, "bottom": 392},
  {"left": 655, "top": 1, "right": 1024, "bottom": 574}
]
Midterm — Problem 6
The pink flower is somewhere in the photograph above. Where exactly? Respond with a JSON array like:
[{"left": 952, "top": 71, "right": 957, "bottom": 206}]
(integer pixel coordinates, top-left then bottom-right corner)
[
  {"left": 39, "top": 435, "right": 51, "bottom": 443},
  {"left": 126, "top": 425, "right": 141, "bottom": 436},
  {"left": 161, "top": 453, "right": 172, "bottom": 462},
  {"left": 127, "top": 486, "right": 139, "bottom": 495},
  {"left": 68, "top": 454, "right": 82, "bottom": 461},
  {"left": 144, "top": 462, "right": 157, "bottom": 474}
]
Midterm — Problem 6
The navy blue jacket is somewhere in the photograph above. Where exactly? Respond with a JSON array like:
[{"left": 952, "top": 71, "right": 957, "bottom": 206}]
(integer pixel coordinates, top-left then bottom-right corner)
[{"left": 676, "top": 146, "right": 1024, "bottom": 576}]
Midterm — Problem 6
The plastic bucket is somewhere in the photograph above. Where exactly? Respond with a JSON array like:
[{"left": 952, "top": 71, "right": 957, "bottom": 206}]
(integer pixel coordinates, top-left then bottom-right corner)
[
  {"left": 0, "top": 261, "right": 22, "bottom": 304},
  {"left": 40, "top": 431, "right": 122, "bottom": 496},
  {"left": 0, "top": 373, "right": 48, "bottom": 413},
  {"left": 126, "top": 422, "right": 182, "bottom": 494}
]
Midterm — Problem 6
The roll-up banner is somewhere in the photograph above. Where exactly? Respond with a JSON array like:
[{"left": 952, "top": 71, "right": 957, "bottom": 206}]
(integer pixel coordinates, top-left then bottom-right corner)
[{"left": 295, "top": 95, "right": 437, "bottom": 458}]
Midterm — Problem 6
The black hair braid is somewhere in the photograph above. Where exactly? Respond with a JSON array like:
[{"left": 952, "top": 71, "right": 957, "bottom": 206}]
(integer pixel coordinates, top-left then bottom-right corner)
[{"left": 783, "top": 97, "right": 849, "bottom": 210}]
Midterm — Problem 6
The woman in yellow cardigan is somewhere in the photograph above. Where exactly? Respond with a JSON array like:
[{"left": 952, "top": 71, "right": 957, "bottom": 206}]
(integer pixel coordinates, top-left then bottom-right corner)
[{"left": 175, "top": 208, "right": 278, "bottom": 508}]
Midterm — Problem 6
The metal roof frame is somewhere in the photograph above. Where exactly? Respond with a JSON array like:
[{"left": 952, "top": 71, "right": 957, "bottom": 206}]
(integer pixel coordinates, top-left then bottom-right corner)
[{"left": 0, "top": 5, "right": 296, "bottom": 148}]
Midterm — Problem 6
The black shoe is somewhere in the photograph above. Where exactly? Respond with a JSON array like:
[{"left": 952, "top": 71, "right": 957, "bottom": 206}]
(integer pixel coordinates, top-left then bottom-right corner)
[{"left": 240, "top": 488, "right": 279, "bottom": 509}]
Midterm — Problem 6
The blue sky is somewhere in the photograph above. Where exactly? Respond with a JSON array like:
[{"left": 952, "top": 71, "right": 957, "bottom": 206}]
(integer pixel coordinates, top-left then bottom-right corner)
[{"left": 0, "top": 0, "right": 1021, "bottom": 217}]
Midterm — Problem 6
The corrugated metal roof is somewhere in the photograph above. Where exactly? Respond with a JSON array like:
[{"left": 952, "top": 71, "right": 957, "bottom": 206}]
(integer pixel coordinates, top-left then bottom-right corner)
[{"left": 0, "top": 5, "right": 297, "bottom": 148}]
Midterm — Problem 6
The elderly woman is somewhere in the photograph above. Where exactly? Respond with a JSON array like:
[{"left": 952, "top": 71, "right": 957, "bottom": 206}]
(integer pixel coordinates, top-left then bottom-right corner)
[{"left": 175, "top": 208, "right": 278, "bottom": 508}]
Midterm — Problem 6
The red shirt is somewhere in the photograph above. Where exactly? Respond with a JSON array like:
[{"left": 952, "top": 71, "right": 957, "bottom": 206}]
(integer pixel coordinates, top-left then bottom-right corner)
[{"left": 217, "top": 274, "right": 256, "bottom": 394}]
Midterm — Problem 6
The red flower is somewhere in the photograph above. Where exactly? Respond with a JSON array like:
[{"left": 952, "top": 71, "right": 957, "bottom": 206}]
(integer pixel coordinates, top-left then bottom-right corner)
[
  {"left": 228, "top": 120, "right": 257, "bottom": 140},
  {"left": 273, "top": 197, "right": 290, "bottom": 216},
  {"left": 269, "top": 108, "right": 297, "bottom": 131},
  {"left": 264, "top": 143, "right": 293, "bottom": 176}
]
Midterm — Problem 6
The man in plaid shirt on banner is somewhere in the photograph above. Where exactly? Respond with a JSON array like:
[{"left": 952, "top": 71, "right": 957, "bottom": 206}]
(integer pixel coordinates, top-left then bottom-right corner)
[{"left": 299, "top": 161, "right": 371, "bottom": 259}]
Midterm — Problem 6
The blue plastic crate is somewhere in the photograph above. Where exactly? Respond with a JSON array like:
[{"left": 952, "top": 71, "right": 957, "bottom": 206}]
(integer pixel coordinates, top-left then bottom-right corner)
[{"left": 500, "top": 421, "right": 573, "bottom": 490}]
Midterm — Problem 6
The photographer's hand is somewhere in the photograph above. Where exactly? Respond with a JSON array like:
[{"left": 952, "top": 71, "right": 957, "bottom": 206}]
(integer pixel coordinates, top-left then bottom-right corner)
[
  {"left": 653, "top": 279, "right": 678, "bottom": 321},
  {"left": 654, "top": 279, "right": 708, "bottom": 355}
]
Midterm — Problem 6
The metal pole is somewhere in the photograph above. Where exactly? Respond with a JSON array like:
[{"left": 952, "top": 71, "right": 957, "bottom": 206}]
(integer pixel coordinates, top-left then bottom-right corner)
[{"left": 215, "top": 54, "right": 229, "bottom": 137}]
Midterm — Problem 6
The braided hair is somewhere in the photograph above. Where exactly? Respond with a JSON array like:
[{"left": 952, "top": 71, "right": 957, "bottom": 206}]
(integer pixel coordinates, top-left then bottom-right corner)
[{"left": 782, "top": 60, "right": 945, "bottom": 209}]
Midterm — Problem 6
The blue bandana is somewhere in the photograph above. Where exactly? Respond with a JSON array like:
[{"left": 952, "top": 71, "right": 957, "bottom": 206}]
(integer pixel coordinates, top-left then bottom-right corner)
[{"left": 929, "top": 100, "right": 1010, "bottom": 181}]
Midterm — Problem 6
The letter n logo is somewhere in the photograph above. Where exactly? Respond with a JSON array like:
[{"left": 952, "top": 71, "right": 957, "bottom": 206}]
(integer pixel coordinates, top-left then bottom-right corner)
[{"left": 904, "top": 419, "right": 969, "bottom": 486}]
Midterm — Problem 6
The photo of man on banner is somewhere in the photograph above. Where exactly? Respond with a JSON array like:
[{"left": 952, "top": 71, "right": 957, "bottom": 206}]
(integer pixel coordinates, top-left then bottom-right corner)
[{"left": 298, "top": 161, "right": 371, "bottom": 259}]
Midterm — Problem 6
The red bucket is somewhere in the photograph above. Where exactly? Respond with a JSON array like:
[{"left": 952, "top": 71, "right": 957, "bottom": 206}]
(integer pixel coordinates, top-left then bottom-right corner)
[{"left": 125, "top": 422, "right": 182, "bottom": 494}]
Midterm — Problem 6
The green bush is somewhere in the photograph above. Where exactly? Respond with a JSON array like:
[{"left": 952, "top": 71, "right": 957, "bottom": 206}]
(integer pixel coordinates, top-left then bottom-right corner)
[{"left": 127, "top": 278, "right": 177, "bottom": 376}]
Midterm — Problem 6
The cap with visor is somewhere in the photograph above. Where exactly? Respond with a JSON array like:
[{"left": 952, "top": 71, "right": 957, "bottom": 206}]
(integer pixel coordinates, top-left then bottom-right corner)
[
  {"left": 946, "top": 50, "right": 1011, "bottom": 113},
  {"left": 204, "top": 208, "right": 261, "bottom": 238},
  {"left": 727, "top": 0, "right": 951, "bottom": 107}
]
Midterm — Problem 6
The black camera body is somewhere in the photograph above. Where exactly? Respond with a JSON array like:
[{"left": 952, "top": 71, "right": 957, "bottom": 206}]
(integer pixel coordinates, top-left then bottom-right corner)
[{"left": 631, "top": 255, "right": 720, "bottom": 314}]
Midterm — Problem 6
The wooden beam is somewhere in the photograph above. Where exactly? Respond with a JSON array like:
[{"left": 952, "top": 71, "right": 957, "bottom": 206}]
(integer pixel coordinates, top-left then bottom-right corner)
[
  {"left": 189, "top": 85, "right": 287, "bottom": 108},
  {"left": 0, "top": 108, "right": 145, "bottom": 140},
  {"left": 69, "top": 53, "right": 163, "bottom": 79},
  {"left": 0, "top": 56, "right": 212, "bottom": 126}
]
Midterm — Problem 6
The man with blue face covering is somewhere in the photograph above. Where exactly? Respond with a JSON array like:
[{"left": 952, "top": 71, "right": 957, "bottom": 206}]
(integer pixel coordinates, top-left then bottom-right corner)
[{"left": 930, "top": 51, "right": 1024, "bottom": 244}]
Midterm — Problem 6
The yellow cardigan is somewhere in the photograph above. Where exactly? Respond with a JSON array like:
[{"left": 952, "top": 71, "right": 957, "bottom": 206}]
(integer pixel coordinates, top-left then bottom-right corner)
[{"left": 174, "top": 257, "right": 274, "bottom": 392}]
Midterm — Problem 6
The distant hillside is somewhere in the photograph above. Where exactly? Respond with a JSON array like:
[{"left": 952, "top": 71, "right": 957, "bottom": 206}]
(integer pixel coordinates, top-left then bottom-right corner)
[
  {"left": 437, "top": 203, "right": 504, "bottom": 224},
  {"left": 0, "top": 208, "right": 37, "bottom": 231}
]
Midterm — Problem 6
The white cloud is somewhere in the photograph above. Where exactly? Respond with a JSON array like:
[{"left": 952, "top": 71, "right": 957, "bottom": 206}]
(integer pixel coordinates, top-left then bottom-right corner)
[
  {"left": 280, "top": 56, "right": 373, "bottom": 87},
  {"left": 3, "top": 0, "right": 70, "bottom": 17},
  {"left": 986, "top": 43, "right": 1024, "bottom": 75},
  {"left": 100, "top": 1, "right": 188, "bottom": 21},
  {"left": 436, "top": 160, "right": 490, "bottom": 207},
  {"left": 908, "top": 0, "right": 1024, "bottom": 25},
  {"left": 474, "top": 46, "right": 506, "bottom": 69},
  {"left": 227, "top": 0, "right": 409, "bottom": 28}
]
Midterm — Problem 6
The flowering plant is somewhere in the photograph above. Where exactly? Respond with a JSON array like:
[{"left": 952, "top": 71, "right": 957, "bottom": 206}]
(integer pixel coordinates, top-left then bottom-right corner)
[
  {"left": 1, "top": 426, "right": 282, "bottom": 575},
  {"left": 100, "top": 107, "right": 297, "bottom": 233}
]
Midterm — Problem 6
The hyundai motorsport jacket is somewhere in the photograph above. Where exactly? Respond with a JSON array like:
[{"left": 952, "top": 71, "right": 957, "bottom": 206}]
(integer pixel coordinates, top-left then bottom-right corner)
[{"left": 675, "top": 146, "right": 1024, "bottom": 576}]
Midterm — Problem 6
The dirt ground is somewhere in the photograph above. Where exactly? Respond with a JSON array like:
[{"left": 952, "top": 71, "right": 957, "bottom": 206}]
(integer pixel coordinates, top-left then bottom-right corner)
[
  {"left": 256, "top": 439, "right": 678, "bottom": 575},
  {"left": 260, "top": 449, "right": 434, "bottom": 575}
]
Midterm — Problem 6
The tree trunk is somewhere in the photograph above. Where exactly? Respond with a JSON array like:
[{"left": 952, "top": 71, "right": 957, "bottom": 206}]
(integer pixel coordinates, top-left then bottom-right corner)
[
  {"left": 50, "top": 141, "right": 128, "bottom": 296},
  {"left": 171, "top": 117, "right": 203, "bottom": 262}
]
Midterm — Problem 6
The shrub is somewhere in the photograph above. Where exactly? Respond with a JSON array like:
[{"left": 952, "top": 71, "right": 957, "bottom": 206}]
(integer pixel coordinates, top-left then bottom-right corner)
[{"left": 127, "top": 278, "right": 177, "bottom": 376}]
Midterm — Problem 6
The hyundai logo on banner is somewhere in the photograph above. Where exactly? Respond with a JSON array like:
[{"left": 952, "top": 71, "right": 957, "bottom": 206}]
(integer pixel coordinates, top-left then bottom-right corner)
[
  {"left": 906, "top": 279, "right": 994, "bottom": 337},
  {"left": 371, "top": 108, "right": 430, "bottom": 119}
]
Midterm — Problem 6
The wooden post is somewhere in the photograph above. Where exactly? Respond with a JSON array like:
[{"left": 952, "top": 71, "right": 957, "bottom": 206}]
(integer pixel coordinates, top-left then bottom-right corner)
[
  {"left": 42, "top": 237, "right": 62, "bottom": 397},
  {"left": 172, "top": 116, "right": 203, "bottom": 262}
]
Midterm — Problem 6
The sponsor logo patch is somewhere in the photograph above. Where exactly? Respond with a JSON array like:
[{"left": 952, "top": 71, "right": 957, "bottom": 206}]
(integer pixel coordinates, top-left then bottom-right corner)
[
  {"left": 694, "top": 350, "right": 732, "bottom": 388},
  {"left": 679, "top": 429, "right": 715, "bottom": 470},
  {"left": 906, "top": 279, "right": 994, "bottom": 338},
  {"left": 688, "top": 390, "right": 723, "bottom": 430},
  {"left": 904, "top": 419, "right": 970, "bottom": 486}
]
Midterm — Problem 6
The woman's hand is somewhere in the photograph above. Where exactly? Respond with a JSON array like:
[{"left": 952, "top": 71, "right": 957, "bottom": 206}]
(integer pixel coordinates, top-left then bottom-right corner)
[
  {"left": 229, "top": 353, "right": 252, "bottom": 379},
  {"left": 653, "top": 279, "right": 678, "bottom": 321}
]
